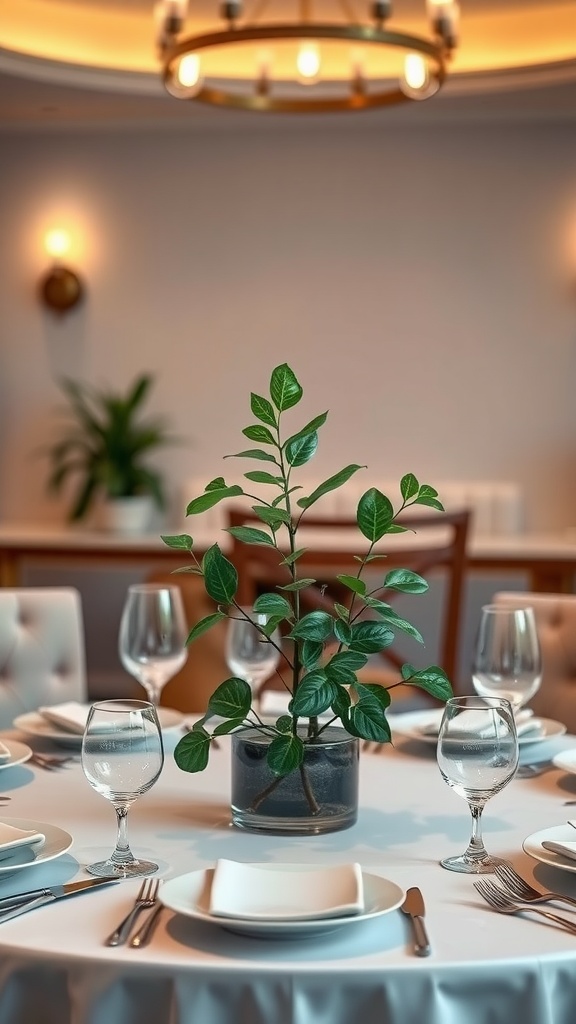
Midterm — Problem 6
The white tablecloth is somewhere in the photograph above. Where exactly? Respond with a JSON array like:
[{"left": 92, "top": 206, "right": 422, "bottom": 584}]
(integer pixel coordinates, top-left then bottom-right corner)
[{"left": 0, "top": 718, "right": 575, "bottom": 1024}]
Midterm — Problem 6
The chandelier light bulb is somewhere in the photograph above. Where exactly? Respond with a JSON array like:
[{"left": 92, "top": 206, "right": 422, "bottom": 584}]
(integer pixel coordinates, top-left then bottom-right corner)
[
  {"left": 177, "top": 53, "right": 202, "bottom": 90},
  {"left": 44, "top": 229, "right": 71, "bottom": 260},
  {"left": 403, "top": 53, "right": 428, "bottom": 91},
  {"left": 296, "top": 43, "right": 321, "bottom": 84}
]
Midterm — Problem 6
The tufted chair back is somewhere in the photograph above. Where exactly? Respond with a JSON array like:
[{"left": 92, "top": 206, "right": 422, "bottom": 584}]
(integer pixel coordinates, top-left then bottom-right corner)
[
  {"left": 492, "top": 592, "right": 576, "bottom": 733},
  {"left": 0, "top": 588, "right": 87, "bottom": 729}
]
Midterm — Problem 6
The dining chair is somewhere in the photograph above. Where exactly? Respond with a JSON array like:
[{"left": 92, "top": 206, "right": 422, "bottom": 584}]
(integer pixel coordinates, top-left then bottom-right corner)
[
  {"left": 228, "top": 506, "right": 471, "bottom": 708},
  {"left": 491, "top": 591, "right": 576, "bottom": 733},
  {"left": 0, "top": 587, "right": 87, "bottom": 729}
]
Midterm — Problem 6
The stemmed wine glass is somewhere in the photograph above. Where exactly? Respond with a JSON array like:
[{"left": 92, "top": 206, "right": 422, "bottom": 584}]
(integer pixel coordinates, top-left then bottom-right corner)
[
  {"left": 81, "top": 699, "right": 164, "bottom": 878},
  {"left": 119, "top": 583, "right": 188, "bottom": 706},
  {"left": 437, "top": 695, "right": 519, "bottom": 873},
  {"left": 472, "top": 604, "right": 542, "bottom": 711},
  {"left": 225, "top": 607, "right": 282, "bottom": 707}
]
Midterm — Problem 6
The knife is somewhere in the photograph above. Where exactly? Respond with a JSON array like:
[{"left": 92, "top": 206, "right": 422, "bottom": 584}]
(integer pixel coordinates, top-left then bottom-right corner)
[
  {"left": 0, "top": 877, "right": 119, "bottom": 922},
  {"left": 400, "top": 887, "right": 431, "bottom": 957}
]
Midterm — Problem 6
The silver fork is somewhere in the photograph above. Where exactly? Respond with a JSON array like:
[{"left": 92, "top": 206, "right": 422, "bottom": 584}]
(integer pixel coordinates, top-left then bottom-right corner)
[
  {"left": 494, "top": 863, "right": 576, "bottom": 910},
  {"left": 474, "top": 878, "right": 576, "bottom": 934},
  {"left": 30, "top": 753, "right": 75, "bottom": 771},
  {"left": 105, "top": 878, "right": 160, "bottom": 947}
]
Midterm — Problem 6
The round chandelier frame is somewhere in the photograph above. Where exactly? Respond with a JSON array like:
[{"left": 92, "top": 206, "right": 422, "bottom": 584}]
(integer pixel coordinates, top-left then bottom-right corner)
[{"left": 158, "top": 1, "right": 458, "bottom": 114}]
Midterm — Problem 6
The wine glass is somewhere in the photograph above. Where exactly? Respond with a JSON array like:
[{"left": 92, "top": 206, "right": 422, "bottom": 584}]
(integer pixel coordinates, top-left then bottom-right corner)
[
  {"left": 437, "top": 695, "right": 519, "bottom": 873},
  {"left": 472, "top": 604, "right": 542, "bottom": 711},
  {"left": 81, "top": 699, "right": 164, "bottom": 878},
  {"left": 119, "top": 584, "right": 188, "bottom": 706},
  {"left": 225, "top": 608, "right": 282, "bottom": 706}
]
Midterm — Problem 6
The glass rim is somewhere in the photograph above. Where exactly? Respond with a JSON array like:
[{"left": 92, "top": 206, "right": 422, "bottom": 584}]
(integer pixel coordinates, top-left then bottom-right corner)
[
  {"left": 445, "top": 694, "right": 514, "bottom": 711},
  {"left": 127, "top": 583, "right": 179, "bottom": 594},
  {"left": 90, "top": 699, "right": 156, "bottom": 714},
  {"left": 480, "top": 603, "right": 535, "bottom": 614}
]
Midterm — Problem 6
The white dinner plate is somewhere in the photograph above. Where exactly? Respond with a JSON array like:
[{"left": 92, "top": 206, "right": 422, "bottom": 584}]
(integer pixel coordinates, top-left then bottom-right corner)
[
  {"left": 0, "top": 740, "right": 33, "bottom": 770},
  {"left": 0, "top": 817, "right": 73, "bottom": 875},
  {"left": 160, "top": 867, "right": 405, "bottom": 938},
  {"left": 13, "top": 706, "right": 184, "bottom": 748},
  {"left": 552, "top": 749, "right": 576, "bottom": 775},
  {"left": 523, "top": 824, "right": 576, "bottom": 874},
  {"left": 389, "top": 710, "right": 566, "bottom": 747}
]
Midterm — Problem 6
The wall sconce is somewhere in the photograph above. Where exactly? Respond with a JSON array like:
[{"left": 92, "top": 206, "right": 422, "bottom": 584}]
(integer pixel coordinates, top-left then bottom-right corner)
[{"left": 40, "top": 229, "right": 84, "bottom": 314}]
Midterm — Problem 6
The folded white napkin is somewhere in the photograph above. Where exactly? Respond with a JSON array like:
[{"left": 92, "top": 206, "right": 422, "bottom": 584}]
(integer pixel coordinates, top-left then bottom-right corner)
[
  {"left": 209, "top": 859, "right": 364, "bottom": 921},
  {"left": 420, "top": 707, "right": 542, "bottom": 739},
  {"left": 0, "top": 823, "right": 45, "bottom": 860},
  {"left": 541, "top": 840, "right": 576, "bottom": 862},
  {"left": 38, "top": 702, "right": 89, "bottom": 735}
]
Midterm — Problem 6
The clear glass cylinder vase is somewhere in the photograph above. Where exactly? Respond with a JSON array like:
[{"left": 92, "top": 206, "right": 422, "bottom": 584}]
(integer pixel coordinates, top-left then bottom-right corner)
[{"left": 230, "top": 726, "right": 359, "bottom": 835}]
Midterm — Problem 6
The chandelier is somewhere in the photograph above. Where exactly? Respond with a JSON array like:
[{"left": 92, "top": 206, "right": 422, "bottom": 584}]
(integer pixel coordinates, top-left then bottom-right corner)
[{"left": 155, "top": 0, "right": 459, "bottom": 113}]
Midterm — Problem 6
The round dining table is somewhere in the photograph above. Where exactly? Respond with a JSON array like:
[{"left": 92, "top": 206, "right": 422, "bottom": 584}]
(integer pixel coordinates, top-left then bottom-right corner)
[{"left": 0, "top": 712, "right": 575, "bottom": 1024}]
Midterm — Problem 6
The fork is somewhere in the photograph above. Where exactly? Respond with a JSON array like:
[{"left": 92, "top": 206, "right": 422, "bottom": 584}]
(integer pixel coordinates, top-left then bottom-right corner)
[
  {"left": 494, "top": 863, "right": 576, "bottom": 909},
  {"left": 105, "top": 877, "right": 160, "bottom": 947},
  {"left": 129, "top": 892, "right": 164, "bottom": 948},
  {"left": 30, "top": 753, "right": 74, "bottom": 771},
  {"left": 474, "top": 878, "right": 576, "bottom": 934}
]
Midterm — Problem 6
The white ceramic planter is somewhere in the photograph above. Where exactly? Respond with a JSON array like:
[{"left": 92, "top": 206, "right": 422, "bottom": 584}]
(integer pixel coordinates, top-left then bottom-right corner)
[{"left": 100, "top": 496, "right": 155, "bottom": 535}]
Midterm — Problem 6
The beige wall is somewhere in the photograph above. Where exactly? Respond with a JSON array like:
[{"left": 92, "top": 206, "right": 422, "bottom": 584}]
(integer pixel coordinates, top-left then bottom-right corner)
[{"left": 1, "top": 120, "right": 576, "bottom": 533}]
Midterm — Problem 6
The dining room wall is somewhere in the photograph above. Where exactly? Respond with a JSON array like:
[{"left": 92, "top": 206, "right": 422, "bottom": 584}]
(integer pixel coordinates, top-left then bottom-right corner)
[
  {"left": 1, "top": 116, "right": 576, "bottom": 695},
  {"left": 1, "top": 118, "right": 576, "bottom": 533}
]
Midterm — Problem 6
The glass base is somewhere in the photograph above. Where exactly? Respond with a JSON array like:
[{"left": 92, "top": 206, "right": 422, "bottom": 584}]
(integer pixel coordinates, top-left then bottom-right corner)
[
  {"left": 440, "top": 852, "right": 508, "bottom": 874},
  {"left": 86, "top": 858, "right": 158, "bottom": 879}
]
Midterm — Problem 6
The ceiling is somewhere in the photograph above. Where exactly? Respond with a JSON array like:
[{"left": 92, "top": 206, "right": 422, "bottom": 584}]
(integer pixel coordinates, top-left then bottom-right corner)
[{"left": 1, "top": 0, "right": 576, "bottom": 128}]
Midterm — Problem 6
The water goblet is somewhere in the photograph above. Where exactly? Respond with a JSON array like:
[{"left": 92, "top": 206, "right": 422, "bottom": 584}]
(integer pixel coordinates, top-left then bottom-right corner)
[
  {"left": 225, "top": 608, "right": 282, "bottom": 706},
  {"left": 81, "top": 699, "right": 164, "bottom": 878},
  {"left": 472, "top": 604, "right": 542, "bottom": 711},
  {"left": 437, "top": 695, "right": 519, "bottom": 873},
  {"left": 119, "top": 583, "right": 188, "bottom": 706}
]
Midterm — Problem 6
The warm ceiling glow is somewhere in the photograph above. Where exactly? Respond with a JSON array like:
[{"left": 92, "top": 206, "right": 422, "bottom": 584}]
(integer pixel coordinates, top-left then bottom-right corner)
[
  {"left": 404, "top": 53, "right": 428, "bottom": 91},
  {"left": 177, "top": 53, "right": 201, "bottom": 88},
  {"left": 296, "top": 44, "right": 321, "bottom": 85}
]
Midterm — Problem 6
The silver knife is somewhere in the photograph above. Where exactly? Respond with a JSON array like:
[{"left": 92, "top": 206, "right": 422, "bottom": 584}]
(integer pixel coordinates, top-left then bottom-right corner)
[
  {"left": 400, "top": 887, "right": 431, "bottom": 957},
  {"left": 0, "top": 877, "right": 119, "bottom": 922}
]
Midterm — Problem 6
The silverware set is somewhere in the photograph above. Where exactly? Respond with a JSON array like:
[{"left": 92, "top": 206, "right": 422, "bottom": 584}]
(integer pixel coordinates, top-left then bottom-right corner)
[
  {"left": 474, "top": 864, "right": 576, "bottom": 934},
  {"left": 106, "top": 878, "right": 163, "bottom": 948}
]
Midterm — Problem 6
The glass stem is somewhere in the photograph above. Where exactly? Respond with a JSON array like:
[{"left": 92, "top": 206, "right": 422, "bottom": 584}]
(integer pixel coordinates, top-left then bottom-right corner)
[
  {"left": 142, "top": 678, "right": 162, "bottom": 706},
  {"left": 111, "top": 804, "right": 135, "bottom": 866},
  {"left": 464, "top": 803, "right": 488, "bottom": 862}
]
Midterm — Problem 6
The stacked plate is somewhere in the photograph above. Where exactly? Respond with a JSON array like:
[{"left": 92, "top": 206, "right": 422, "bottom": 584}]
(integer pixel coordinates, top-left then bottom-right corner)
[
  {"left": 388, "top": 709, "right": 566, "bottom": 747},
  {"left": 13, "top": 704, "right": 184, "bottom": 749}
]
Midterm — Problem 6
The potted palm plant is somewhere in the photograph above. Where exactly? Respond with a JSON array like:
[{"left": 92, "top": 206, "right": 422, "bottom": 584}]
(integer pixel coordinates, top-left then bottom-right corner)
[
  {"left": 46, "top": 373, "right": 174, "bottom": 533},
  {"left": 162, "top": 363, "right": 453, "bottom": 834}
]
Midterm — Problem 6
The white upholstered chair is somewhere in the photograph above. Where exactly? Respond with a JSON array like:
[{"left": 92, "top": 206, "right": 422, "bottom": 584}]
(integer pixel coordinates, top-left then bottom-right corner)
[
  {"left": 492, "top": 591, "right": 576, "bottom": 733},
  {"left": 0, "top": 587, "right": 87, "bottom": 729}
]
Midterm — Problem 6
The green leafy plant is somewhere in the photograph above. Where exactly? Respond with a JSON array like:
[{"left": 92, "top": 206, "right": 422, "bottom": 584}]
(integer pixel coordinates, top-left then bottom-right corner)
[
  {"left": 163, "top": 363, "right": 453, "bottom": 780},
  {"left": 46, "top": 374, "right": 174, "bottom": 522}
]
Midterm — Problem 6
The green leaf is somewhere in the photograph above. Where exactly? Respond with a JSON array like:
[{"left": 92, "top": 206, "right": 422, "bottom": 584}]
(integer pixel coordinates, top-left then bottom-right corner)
[
  {"left": 251, "top": 505, "right": 291, "bottom": 528},
  {"left": 278, "top": 578, "right": 316, "bottom": 591},
  {"left": 186, "top": 485, "right": 243, "bottom": 515},
  {"left": 401, "top": 473, "right": 419, "bottom": 501},
  {"left": 360, "top": 682, "right": 392, "bottom": 713},
  {"left": 267, "top": 733, "right": 305, "bottom": 776},
  {"left": 160, "top": 533, "right": 193, "bottom": 552},
  {"left": 336, "top": 574, "right": 366, "bottom": 596},
  {"left": 418, "top": 484, "right": 439, "bottom": 498},
  {"left": 403, "top": 666, "right": 453, "bottom": 701},
  {"left": 242, "top": 424, "right": 276, "bottom": 445},
  {"left": 300, "top": 639, "right": 324, "bottom": 669},
  {"left": 226, "top": 526, "right": 276, "bottom": 546},
  {"left": 244, "top": 471, "right": 282, "bottom": 485},
  {"left": 402, "top": 663, "right": 417, "bottom": 680},
  {"left": 258, "top": 613, "right": 285, "bottom": 637},
  {"left": 415, "top": 495, "right": 445, "bottom": 511},
  {"left": 250, "top": 393, "right": 277, "bottom": 427},
  {"left": 331, "top": 686, "right": 351, "bottom": 719},
  {"left": 280, "top": 548, "right": 308, "bottom": 566},
  {"left": 205, "top": 477, "right": 226, "bottom": 491},
  {"left": 207, "top": 677, "right": 252, "bottom": 718},
  {"left": 347, "top": 684, "right": 391, "bottom": 742},
  {"left": 186, "top": 611, "right": 227, "bottom": 644},
  {"left": 298, "top": 411, "right": 328, "bottom": 436},
  {"left": 296, "top": 465, "right": 365, "bottom": 511},
  {"left": 288, "top": 611, "right": 333, "bottom": 641},
  {"left": 275, "top": 715, "right": 293, "bottom": 733},
  {"left": 357, "top": 488, "right": 394, "bottom": 543},
  {"left": 324, "top": 651, "right": 368, "bottom": 683},
  {"left": 383, "top": 569, "right": 429, "bottom": 594},
  {"left": 333, "top": 618, "right": 352, "bottom": 644},
  {"left": 285, "top": 431, "right": 318, "bottom": 467},
  {"left": 202, "top": 544, "right": 238, "bottom": 604},
  {"left": 291, "top": 672, "right": 337, "bottom": 716},
  {"left": 362, "top": 598, "right": 424, "bottom": 643},
  {"left": 348, "top": 621, "right": 395, "bottom": 653},
  {"left": 333, "top": 602, "right": 350, "bottom": 621},
  {"left": 269, "top": 364, "right": 303, "bottom": 412},
  {"left": 225, "top": 449, "right": 278, "bottom": 464},
  {"left": 213, "top": 718, "right": 245, "bottom": 736},
  {"left": 174, "top": 730, "right": 211, "bottom": 773},
  {"left": 253, "top": 593, "right": 293, "bottom": 618}
]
